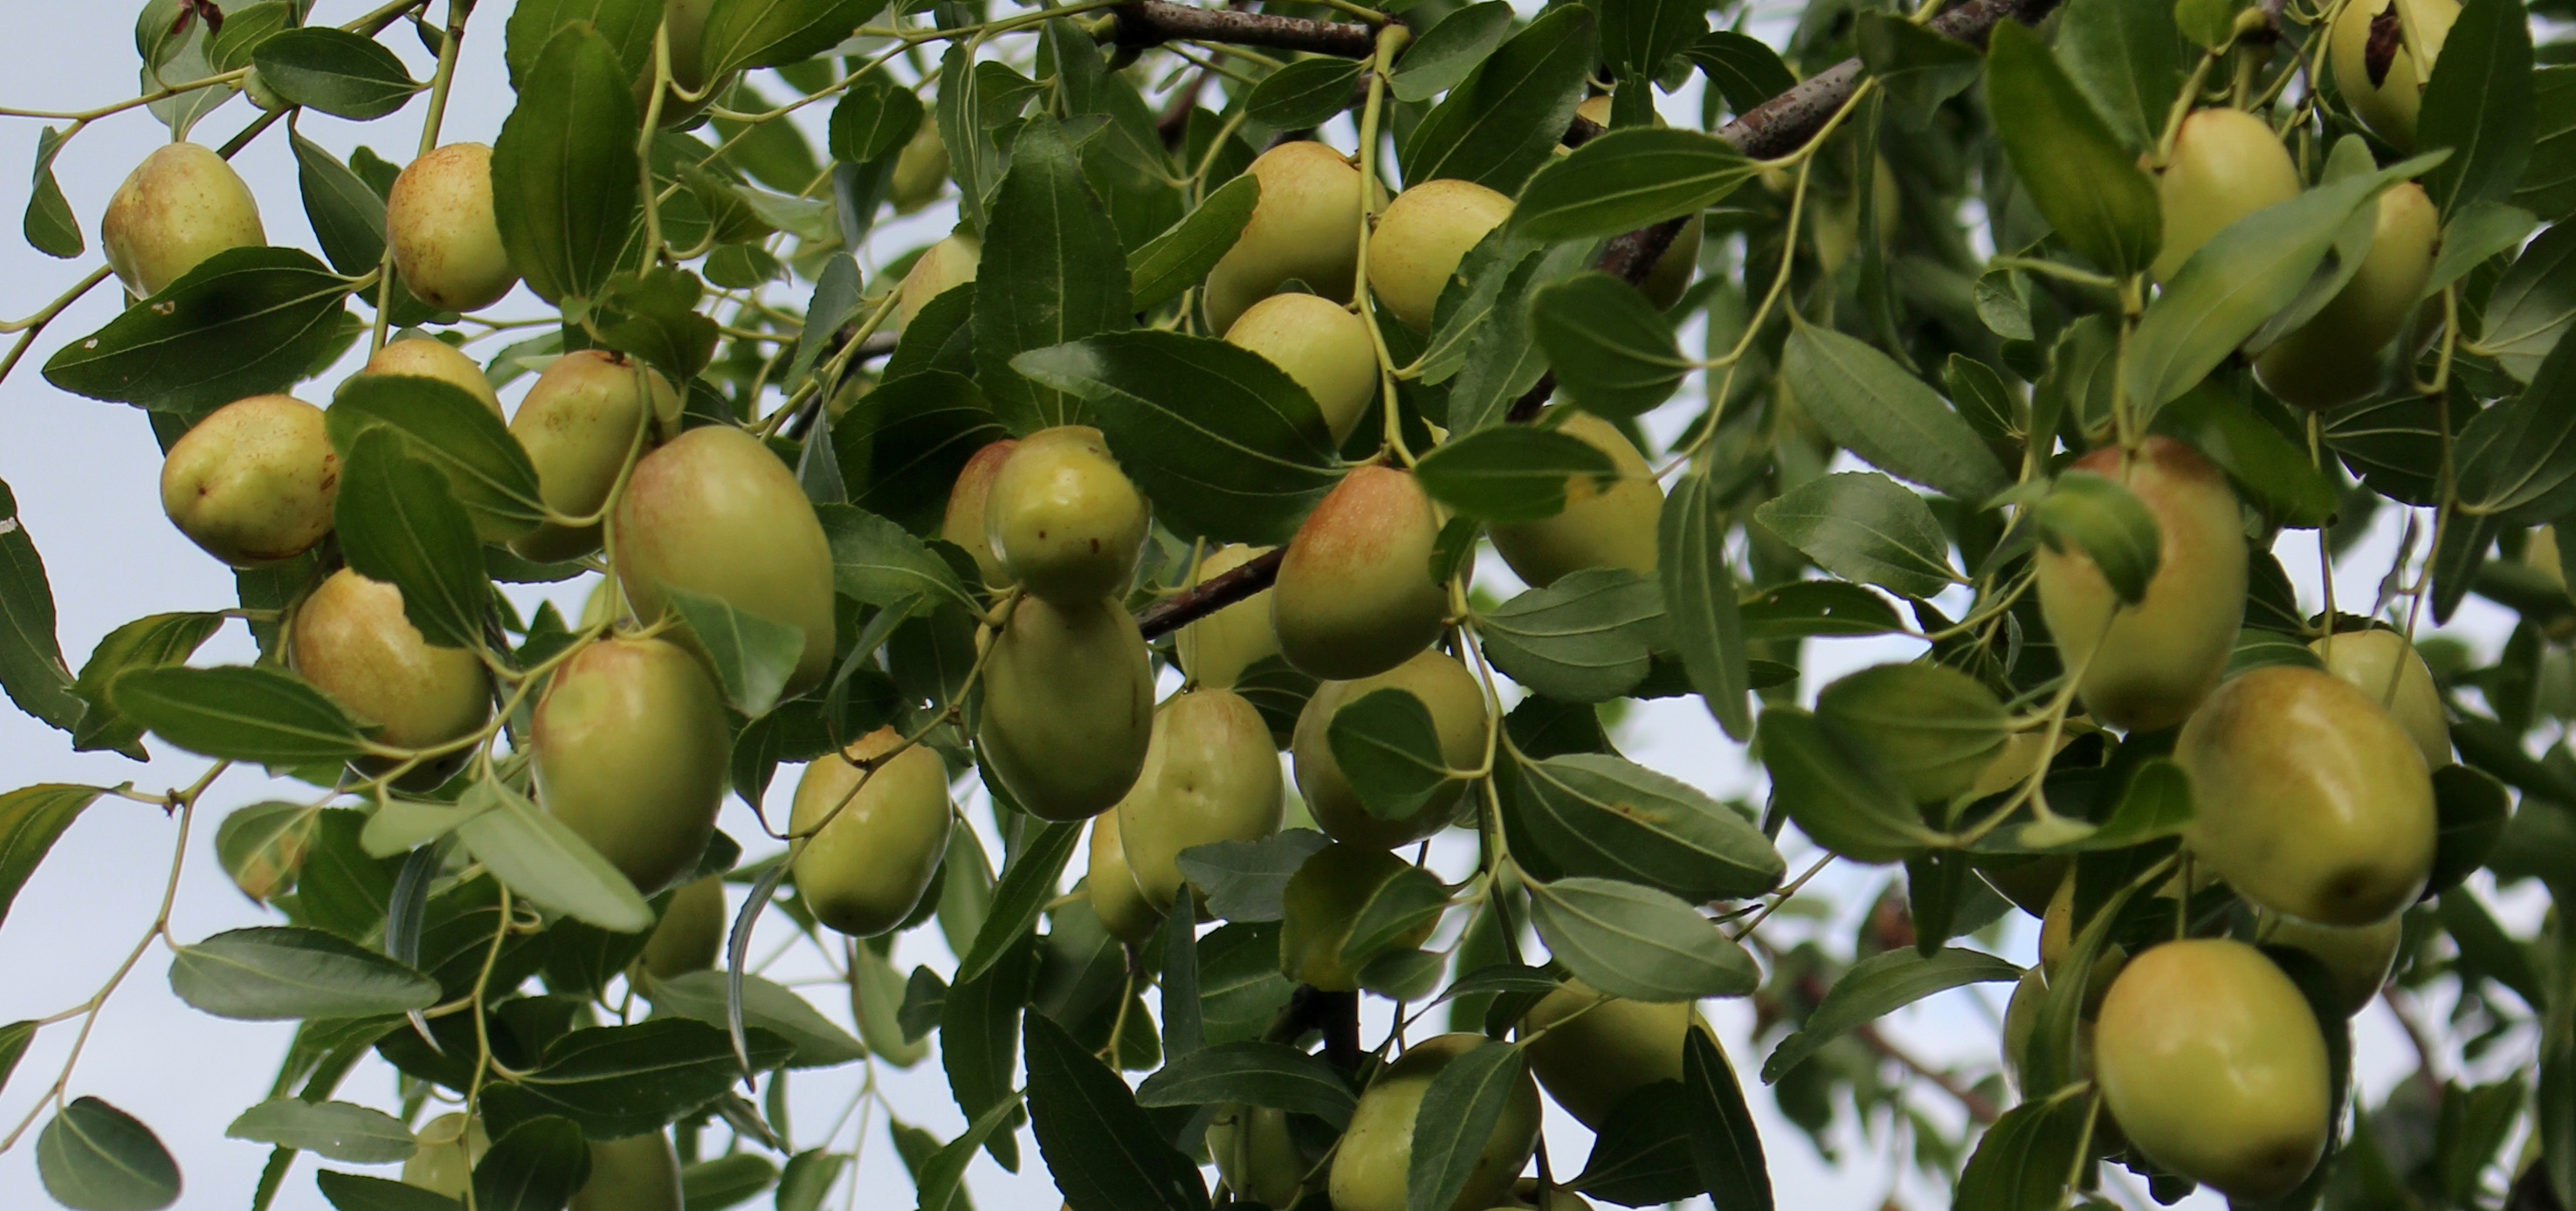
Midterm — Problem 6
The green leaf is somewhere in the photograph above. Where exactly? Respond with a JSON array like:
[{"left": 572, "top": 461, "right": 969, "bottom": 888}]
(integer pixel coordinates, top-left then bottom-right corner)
[
  {"left": 2517, "top": 65, "right": 2576, "bottom": 221},
  {"left": 829, "top": 72, "right": 924, "bottom": 164},
  {"left": 1684, "top": 31, "right": 1795, "bottom": 114},
  {"left": 479, "top": 1020, "right": 793, "bottom": 1140},
  {"left": 1780, "top": 322, "right": 2009, "bottom": 502},
  {"left": 2152, "top": 383, "right": 2338, "bottom": 526},
  {"left": 816, "top": 504, "right": 976, "bottom": 613},
  {"left": 472, "top": 1116, "right": 589, "bottom": 1211},
  {"left": 291, "top": 134, "right": 389, "bottom": 278},
  {"left": 168, "top": 926, "right": 437, "bottom": 1021},
  {"left": 2477, "top": 220, "right": 2576, "bottom": 382},
  {"left": 1815, "top": 663, "right": 2008, "bottom": 804},
  {"left": 2427, "top": 763, "right": 2508, "bottom": 896},
  {"left": 1753, "top": 471, "right": 1959, "bottom": 600},
  {"left": 2417, "top": 0, "right": 2533, "bottom": 216},
  {"left": 1174, "top": 829, "right": 1332, "bottom": 922},
  {"left": 1739, "top": 580, "right": 1905, "bottom": 640},
  {"left": 1507, "top": 753, "right": 1783, "bottom": 899},
  {"left": 1133, "top": 1041, "right": 1358, "bottom": 1127},
  {"left": 24, "top": 127, "right": 79, "bottom": 258},
  {"left": 1760, "top": 946, "right": 2021, "bottom": 1081},
  {"left": 2041, "top": 757, "right": 2195, "bottom": 851},
  {"left": 0, "top": 1020, "right": 32, "bottom": 1100},
  {"left": 1985, "top": 21, "right": 2159, "bottom": 276},
  {"left": 1337, "top": 861, "right": 1454, "bottom": 972},
  {"left": 504, "top": 0, "right": 665, "bottom": 90},
  {"left": 335, "top": 428, "right": 490, "bottom": 650},
  {"left": 224, "top": 1099, "right": 415, "bottom": 1165},
  {"left": 112, "top": 664, "right": 372, "bottom": 766},
  {"left": 1478, "top": 568, "right": 1666, "bottom": 702},
  {"left": 38, "top": 1098, "right": 180, "bottom": 1211},
  {"left": 661, "top": 584, "right": 803, "bottom": 718},
  {"left": 1854, "top": 12, "right": 1983, "bottom": 125},
  {"left": 1402, "top": 4, "right": 1599, "bottom": 193},
  {"left": 1567, "top": 1082, "right": 1699, "bottom": 1205},
  {"left": 0, "top": 785, "right": 103, "bottom": 932},
  {"left": 252, "top": 28, "right": 417, "bottom": 120},
  {"left": 1405, "top": 1040, "right": 1529, "bottom": 1211},
  {"left": 1512, "top": 127, "right": 1760, "bottom": 245},
  {"left": 1527, "top": 272, "right": 1692, "bottom": 416},
  {"left": 1414, "top": 425, "right": 1616, "bottom": 524},
  {"left": 1682, "top": 1030, "right": 1773, "bottom": 1211},
  {"left": 0, "top": 485, "right": 76, "bottom": 736},
  {"left": 1012, "top": 332, "right": 1340, "bottom": 544},
  {"left": 699, "top": 0, "right": 885, "bottom": 79},
  {"left": 1755, "top": 709, "right": 1949, "bottom": 862},
  {"left": 975, "top": 120, "right": 1133, "bottom": 433},
  {"left": 646, "top": 970, "right": 868, "bottom": 1068},
  {"left": 2034, "top": 469, "right": 2160, "bottom": 604},
  {"left": 454, "top": 779, "right": 653, "bottom": 933},
  {"left": 1127, "top": 174, "right": 1258, "bottom": 312},
  {"left": 315, "top": 1170, "right": 460, "bottom": 1211},
  {"left": 1391, "top": 2, "right": 1515, "bottom": 102},
  {"left": 43, "top": 246, "right": 352, "bottom": 414},
  {"left": 913, "top": 1093, "right": 1025, "bottom": 1211},
  {"left": 955, "top": 820, "right": 1082, "bottom": 985},
  {"left": 1327, "top": 689, "right": 1454, "bottom": 822},
  {"left": 1660, "top": 473, "right": 1751, "bottom": 739},
  {"left": 2424, "top": 200, "right": 2536, "bottom": 300},
  {"left": 592, "top": 267, "right": 720, "bottom": 382},
  {"left": 1024, "top": 1013, "right": 1210, "bottom": 1211},
  {"left": 1953, "top": 1097, "right": 2088, "bottom": 1211},
  {"left": 492, "top": 25, "right": 641, "bottom": 304},
  {"left": 327, "top": 375, "right": 548, "bottom": 543},
  {"left": 1525, "top": 876, "right": 1758, "bottom": 1001},
  {"left": 942, "top": 929, "right": 1034, "bottom": 1169},
  {"left": 2052, "top": 0, "right": 2187, "bottom": 151},
  {"left": 1246, "top": 58, "right": 1363, "bottom": 128},
  {"left": 1601, "top": 0, "right": 1708, "bottom": 80},
  {"left": 2460, "top": 299, "right": 2576, "bottom": 523}
]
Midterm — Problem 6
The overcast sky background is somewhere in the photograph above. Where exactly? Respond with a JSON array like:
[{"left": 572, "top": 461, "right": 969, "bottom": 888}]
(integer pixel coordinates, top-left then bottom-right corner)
[{"left": 0, "top": 3, "right": 2538, "bottom": 1209}]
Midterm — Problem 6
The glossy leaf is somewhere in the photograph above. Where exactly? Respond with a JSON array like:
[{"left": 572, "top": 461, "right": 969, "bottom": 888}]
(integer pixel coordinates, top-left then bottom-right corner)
[
  {"left": 1760, "top": 947, "right": 2020, "bottom": 1081},
  {"left": 646, "top": 970, "right": 868, "bottom": 1069},
  {"left": 1572, "top": 1082, "right": 1703, "bottom": 1205},
  {"left": 0, "top": 784, "right": 102, "bottom": 930},
  {"left": 492, "top": 25, "right": 640, "bottom": 304},
  {"left": 1753, "top": 471, "right": 1958, "bottom": 600},
  {"left": 2052, "top": 0, "right": 2187, "bottom": 152},
  {"left": 1024, "top": 1013, "right": 1209, "bottom": 1211},
  {"left": 252, "top": 28, "right": 417, "bottom": 120},
  {"left": 472, "top": 1116, "right": 589, "bottom": 1211},
  {"left": 327, "top": 375, "right": 547, "bottom": 542},
  {"left": 1525, "top": 876, "right": 1758, "bottom": 1001},
  {"left": 1953, "top": 1097, "right": 2088, "bottom": 1210},
  {"left": 1174, "top": 829, "right": 1332, "bottom": 923},
  {"left": 1406, "top": 1040, "right": 1528, "bottom": 1211},
  {"left": 1780, "top": 322, "right": 2009, "bottom": 502},
  {"left": 315, "top": 1171, "right": 460, "bottom": 1211},
  {"left": 955, "top": 820, "right": 1082, "bottom": 984},
  {"left": 478, "top": 1020, "right": 793, "bottom": 1139},
  {"left": 1414, "top": 425, "right": 1616, "bottom": 524},
  {"left": 43, "top": 246, "right": 352, "bottom": 414},
  {"left": 1985, "top": 21, "right": 2159, "bottom": 275},
  {"left": 112, "top": 664, "right": 372, "bottom": 766},
  {"left": 1127, "top": 174, "right": 1258, "bottom": 312},
  {"left": 1683, "top": 1029, "right": 1773, "bottom": 1211},
  {"left": 1660, "top": 472, "right": 1751, "bottom": 739},
  {"left": 1684, "top": 31, "right": 1795, "bottom": 113},
  {"left": 224, "top": 1099, "right": 415, "bottom": 1165},
  {"left": 1133, "top": 1041, "right": 1357, "bottom": 1127},
  {"left": 1402, "top": 4, "right": 1599, "bottom": 193},
  {"left": 2418, "top": 0, "right": 2533, "bottom": 216},
  {"left": 2152, "top": 383, "right": 2338, "bottom": 526},
  {"left": 334, "top": 428, "right": 489, "bottom": 650},
  {"left": 1508, "top": 753, "right": 1783, "bottom": 899},
  {"left": 1391, "top": 2, "right": 1516, "bottom": 102},
  {"left": 24, "top": 127, "right": 79, "bottom": 258},
  {"left": 699, "top": 0, "right": 885, "bottom": 78},
  {"left": 1757, "top": 709, "right": 1949, "bottom": 862},
  {"left": 1512, "top": 129, "right": 1759, "bottom": 244},
  {"left": 975, "top": 120, "right": 1133, "bottom": 433},
  {"left": 1854, "top": 12, "right": 1982, "bottom": 125},
  {"left": 453, "top": 779, "right": 653, "bottom": 933},
  {"left": 1327, "top": 689, "right": 1452, "bottom": 822},
  {"left": 1246, "top": 58, "right": 1362, "bottom": 128},
  {"left": 169, "top": 925, "right": 436, "bottom": 1021},
  {"left": 38, "top": 1098, "right": 180, "bottom": 1211},
  {"left": 2033, "top": 470, "right": 2159, "bottom": 604},
  {"left": 1529, "top": 272, "right": 1693, "bottom": 416},
  {"left": 1478, "top": 568, "right": 1666, "bottom": 702},
  {"left": 662, "top": 584, "right": 803, "bottom": 718}
]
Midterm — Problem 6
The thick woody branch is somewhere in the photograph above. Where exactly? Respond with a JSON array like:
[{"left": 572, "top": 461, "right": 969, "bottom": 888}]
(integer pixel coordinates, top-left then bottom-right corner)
[{"left": 1110, "top": 0, "right": 1377, "bottom": 58}]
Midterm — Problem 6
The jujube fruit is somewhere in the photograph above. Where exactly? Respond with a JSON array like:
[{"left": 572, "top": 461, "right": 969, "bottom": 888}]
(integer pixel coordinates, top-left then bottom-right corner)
[
  {"left": 789, "top": 726, "right": 954, "bottom": 937},
  {"left": 1517, "top": 980, "right": 1706, "bottom": 1128},
  {"left": 353, "top": 336, "right": 503, "bottom": 417},
  {"left": 897, "top": 233, "right": 980, "bottom": 328},
  {"left": 512, "top": 350, "right": 682, "bottom": 561},
  {"left": 1085, "top": 808, "right": 1162, "bottom": 945},
  {"left": 1209, "top": 1104, "right": 1314, "bottom": 1209},
  {"left": 975, "top": 594, "right": 1154, "bottom": 821},
  {"left": 2152, "top": 109, "right": 2301, "bottom": 283},
  {"left": 401, "top": 1112, "right": 486, "bottom": 1197},
  {"left": 290, "top": 568, "right": 492, "bottom": 752},
  {"left": 1114, "top": 688, "right": 1285, "bottom": 911},
  {"left": 2255, "top": 182, "right": 2439, "bottom": 409},
  {"left": 2308, "top": 626, "right": 2450, "bottom": 769},
  {"left": 1279, "top": 842, "right": 1440, "bottom": 989},
  {"left": 160, "top": 394, "right": 339, "bottom": 567},
  {"left": 1204, "top": 141, "right": 1366, "bottom": 334},
  {"left": 1273, "top": 464, "right": 1451, "bottom": 680},
  {"left": 2331, "top": 0, "right": 2461, "bottom": 151},
  {"left": 387, "top": 143, "right": 520, "bottom": 312},
  {"left": 101, "top": 142, "right": 264, "bottom": 299},
  {"left": 1292, "top": 650, "right": 1487, "bottom": 849},
  {"left": 1368, "top": 179, "right": 1515, "bottom": 332},
  {"left": 1329, "top": 1033, "right": 1540, "bottom": 1211},
  {"left": 2261, "top": 910, "right": 2404, "bottom": 1015},
  {"left": 941, "top": 438, "right": 1018, "bottom": 587},
  {"left": 570, "top": 1132, "right": 682, "bottom": 1211},
  {"left": 532, "top": 636, "right": 730, "bottom": 897},
  {"left": 982, "top": 425, "right": 1150, "bottom": 603},
  {"left": 1224, "top": 292, "right": 1380, "bottom": 446},
  {"left": 891, "top": 121, "right": 951, "bottom": 212},
  {"left": 1175, "top": 543, "right": 1281, "bottom": 691},
  {"left": 1494, "top": 1179, "right": 1596, "bottom": 1211},
  {"left": 640, "top": 876, "right": 726, "bottom": 979},
  {"left": 1491, "top": 410, "right": 1663, "bottom": 589}
]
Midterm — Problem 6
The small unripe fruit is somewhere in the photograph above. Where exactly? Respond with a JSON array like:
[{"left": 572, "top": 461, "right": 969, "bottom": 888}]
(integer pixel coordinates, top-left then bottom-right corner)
[
  {"left": 984, "top": 426, "right": 1150, "bottom": 603},
  {"left": 2262, "top": 911, "right": 2403, "bottom": 1015},
  {"left": 388, "top": 143, "right": 520, "bottom": 312},
  {"left": 511, "top": 351, "right": 684, "bottom": 562},
  {"left": 892, "top": 122, "right": 950, "bottom": 213},
  {"left": 533, "top": 636, "right": 730, "bottom": 897},
  {"left": 160, "top": 395, "right": 339, "bottom": 567},
  {"left": 1205, "top": 141, "right": 1366, "bottom": 334},
  {"left": 976, "top": 595, "right": 1155, "bottom": 821},
  {"left": 2035, "top": 437, "right": 2247, "bottom": 733},
  {"left": 1210, "top": 1104, "right": 1311, "bottom": 1209},
  {"left": 790, "top": 727, "right": 954, "bottom": 937},
  {"left": 1279, "top": 843, "right": 1441, "bottom": 989},
  {"left": 941, "top": 439, "right": 1019, "bottom": 587},
  {"left": 1518, "top": 980, "right": 1704, "bottom": 1128},
  {"left": 614, "top": 426, "right": 838, "bottom": 697},
  {"left": 2308, "top": 627, "right": 2450, "bottom": 769},
  {"left": 2178, "top": 664, "right": 2436, "bottom": 925},
  {"left": 640, "top": 876, "right": 726, "bottom": 979},
  {"left": 2096, "top": 939, "right": 2330, "bottom": 1201},
  {"left": 1176, "top": 544, "right": 1281, "bottom": 691},
  {"left": 570, "top": 1132, "right": 682, "bottom": 1211},
  {"left": 2256, "top": 183, "right": 2440, "bottom": 409},
  {"left": 1274, "top": 465, "right": 1451, "bottom": 680},
  {"left": 1330, "top": 1034, "right": 1541, "bottom": 1211},
  {"left": 1292, "top": 650, "right": 1487, "bottom": 849},
  {"left": 1085, "top": 808, "right": 1162, "bottom": 944},
  {"left": 291, "top": 569, "right": 492, "bottom": 751},
  {"left": 355, "top": 337, "right": 503, "bottom": 417},
  {"left": 1491, "top": 411, "right": 1663, "bottom": 588},
  {"left": 1224, "top": 293, "right": 1379, "bottom": 445},
  {"left": 402, "top": 1113, "right": 486, "bottom": 1197},
  {"left": 1116, "top": 688, "right": 1285, "bottom": 911},
  {"left": 101, "top": 142, "right": 265, "bottom": 299},
  {"left": 2331, "top": 0, "right": 2461, "bottom": 151},
  {"left": 1368, "top": 179, "right": 1516, "bottom": 332},
  {"left": 2152, "top": 110, "right": 2301, "bottom": 282},
  {"left": 897, "top": 234, "right": 980, "bottom": 328}
]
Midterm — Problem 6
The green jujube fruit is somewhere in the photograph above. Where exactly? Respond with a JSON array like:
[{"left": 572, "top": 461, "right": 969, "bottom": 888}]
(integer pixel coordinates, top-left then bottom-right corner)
[
  {"left": 532, "top": 636, "right": 731, "bottom": 897},
  {"left": 983, "top": 425, "right": 1150, "bottom": 604},
  {"left": 1204, "top": 141, "right": 1366, "bottom": 334},
  {"left": 160, "top": 395, "right": 340, "bottom": 568},
  {"left": 1367, "top": 179, "right": 1515, "bottom": 332},
  {"left": 1328, "top": 1033, "right": 1541, "bottom": 1211},
  {"left": 1115, "top": 688, "right": 1285, "bottom": 911},
  {"left": 1491, "top": 411, "right": 1663, "bottom": 589},
  {"left": 640, "top": 876, "right": 726, "bottom": 979},
  {"left": 1279, "top": 842, "right": 1440, "bottom": 989},
  {"left": 1517, "top": 980, "right": 1706, "bottom": 1128},
  {"left": 1085, "top": 808, "right": 1163, "bottom": 945},
  {"left": 2261, "top": 911, "right": 2405, "bottom": 1015},
  {"left": 2152, "top": 109, "right": 2301, "bottom": 282},
  {"left": 350, "top": 337, "right": 504, "bottom": 417},
  {"left": 101, "top": 141, "right": 265, "bottom": 299},
  {"left": 290, "top": 568, "right": 492, "bottom": 752},
  {"left": 387, "top": 143, "right": 520, "bottom": 312},
  {"left": 1175, "top": 543, "right": 1281, "bottom": 691},
  {"left": 1273, "top": 464, "right": 1452, "bottom": 680},
  {"left": 897, "top": 233, "right": 979, "bottom": 328},
  {"left": 1291, "top": 650, "right": 1488, "bottom": 850},
  {"left": 976, "top": 595, "right": 1155, "bottom": 822},
  {"left": 402, "top": 1113, "right": 486, "bottom": 1197},
  {"left": 570, "top": 1132, "right": 683, "bottom": 1211},
  {"left": 1224, "top": 292, "right": 1380, "bottom": 446},
  {"left": 2309, "top": 626, "right": 2451, "bottom": 769},
  {"left": 2331, "top": 0, "right": 2461, "bottom": 151},
  {"left": 511, "top": 350, "right": 682, "bottom": 561},
  {"left": 2255, "top": 182, "right": 2440, "bottom": 409},
  {"left": 1210, "top": 1104, "right": 1312, "bottom": 1209},
  {"left": 789, "top": 726, "right": 954, "bottom": 937},
  {"left": 940, "top": 438, "right": 1018, "bottom": 588}
]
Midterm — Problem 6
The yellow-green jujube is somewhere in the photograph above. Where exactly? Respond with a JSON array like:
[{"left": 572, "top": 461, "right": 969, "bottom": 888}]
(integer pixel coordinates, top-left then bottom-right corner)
[
  {"left": 2177, "top": 664, "right": 2436, "bottom": 925},
  {"left": 613, "top": 425, "right": 838, "bottom": 697},
  {"left": 160, "top": 395, "right": 340, "bottom": 567},
  {"left": 290, "top": 569, "right": 492, "bottom": 751},
  {"left": 976, "top": 595, "right": 1156, "bottom": 821},
  {"left": 1225, "top": 292, "right": 1379, "bottom": 446},
  {"left": 789, "top": 726, "right": 954, "bottom": 937},
  {"left": 1367, "top": 179, "right": 1516, "bottom": 332},
  {"left": 1204, "top": 141, "right": 1367, "bottom": 334},
  {"left": 983, "top": 425, "right": 1151, "bottom": 603},
  {"left": 2309, "top": 627, "right": 2451, "bottom": 769},
  {"left": 387, "top": 143, "right": 520, "bottom": 312},
  {"left": 1273, "top": 465, "right": 1451, "bottom": 680},
  {"left": 354, "top": 336, "right": 503, "bottom": 417},
  {"left": 897, "top": 234, "right": 980, "bottom": 328},
  {"left": 640, "top": 876, "right": 726, "bottom": 979},
  {"left": 2331, "top": 0, "right": 2462, "bottom": 151},
  {"left": 1491, "top": 410, "right": 1663, "bottom": 588},
  {"left": 402, "top": 1113, "right": 486, "bottom": 1198},
  {"left": 2261, "top": 911, "right": 2404, "bottom": 1015},
  {"left": 2152, "top": 110, "right": 2302, "bottom": 283},
  {"left": 101, "top": 142, "right": 265, "bottom": 299},
  {"left": 1330, "top": 1034, "right": 1541, "bottom": 1211},
  {"left": 511, "top": 350, "right": 683, "bottom": 562},
  {"left": 1518, "top": 980, "right": 1705, "bottom": 1128},
  {"left": 941, "top": 438, "right": 1020, "bottom": 588},
  {"left": 892, "top": 121, "right": 951, "bottom": 212},
  {"left": 2096, "top": 939, "right": 2331, "bottom": 1201},
  {"left": 1279, "top": 843, "right": 1441, "bottom": 989},
  {"left": 1291, "top": 650, "right": 1488, "bottom": 850},
  {"left": 1176, "top": 543, "right": 1281, "bottom": 691},
  {"left": 2255, "top": 182, "right": 2440, "bottom": 409},
  {"left": 1116, "top": 688, "right": 1285, "bottom": 911},
  {"left": 1210, "top": 1104, "right": 1312, "bottom": 1209},
  {"left": 1493, "top": 1179, "right": 1596, "bottom": 1211},
  {"left": 570, "top": 1132, "right": 682, "bottom": 1211},
  {"left": 532, "top": 636, "right": 730, "bottom": 897},
  {"left": 1085, "top": 808, "right": 1162, "bottom": 944},
  {"left": 2035, "top": 437, "right": 2248, "bottom": 733}
]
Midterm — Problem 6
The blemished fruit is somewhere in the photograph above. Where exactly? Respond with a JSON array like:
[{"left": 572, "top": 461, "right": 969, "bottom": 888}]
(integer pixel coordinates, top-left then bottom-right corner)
[
  {"left": 511, "top": 350, "right": 684, "bottom": 562},
  {"left": 983, "top": 425, "right": 1151, "bottom": 603},
  {"left": 2263, "top": 911, "right": 2404, "bottom": 1015},
  {"left": 2255, "top": 182, "right": 2440, "bottom": 409},
  {"left": 570, "top": 1132, "right": 682, "bottom": 1211},
  {"left": 976, "top": 595, "right": 1155, "bottom": 821},
  {"left": 1292, "top": 650, "right": 1488, "bottom": 849},
  {"left": 1085, "top": 808, "right": 1162, "bottom": 945},
  {"left": 160, "top": 395, "right": 340, "bottom": 567},
  {"left": 2331, "top": 0, "right": 2462, "bottom": 151},
  {"left": 1330, "top": 1034, "right": 1541, "bottom": 1211},
  {"left": 1368, "top": 179, "right": 1516, "bottom": 332},
  {"left": 1279, "top": 843, "right": 1441, "bottom": 989},
  {"left": 941, "top": 438, "right": 1019, "bottom": 587},
  {"left": 101, "top": 142, "right": 265, "bottom": 298},
  {"left": 2177, "top": 664, "right": 2436, "bottom": 925},
  {"left": 1225, "top": 292, "right": 1380, "bottom": 446},
  {"left": 1115, "top": 688, "right": 1285, "bottom": 911},
  {"left": 532, "top": 636, "right": 730, "bottom": 897},
  {"left": 897, "top": 234, "right": 980, "bottom": 328},
  {"left": 1204, "top": 141, "right": 1367, "bottom": 334},
  {"left": 1273, "top": 465, "right": 1451, "bottom": 680},
  {"left": 2152, "top": 109, "right": 2302, "bottom": 282},
  {"left": 354, "top": 337, "right": 503, "bottom": 417},
  {"left": 1518, "top": 980, "right": 1705, "bottom": 1128},
  {"left": 613, "top": 425, "right": 838, "bottom": 697},
  {"left": 290, "top": 569, "right": 492, "bottom": 750},
  {"left": 402, "top": 1113, "right": 486, "bottom": 1197},
  {"left": 1175, "top": 544, "right": 1281, "bottom": 691},
  {"left": 2309, "top": 627, "right": 2451, "bottom": 769},
  {"left": 2035, "top": 437, "right": 2247, "bottom": 733},
  {"left": 2095, "top": 939, "right": 2331, "bottom": 1201},
  {"left": 1210, "top": 1104, "right": 1313, "bottom": 1209},
  {"left": 789, "top": 726, "right": 954, "bottom": 937},
  {"left": 1491, "top": 410, "right": 1663, "bottom": 588},
  {"left": 640, "top": 876, "right": 726, "bottom": 979},
  {"left": 387, "top": 143, "right": 520, "bottom": 312},
  {"left": 892, "top": 121, "right": 950, "bottom": 212}
]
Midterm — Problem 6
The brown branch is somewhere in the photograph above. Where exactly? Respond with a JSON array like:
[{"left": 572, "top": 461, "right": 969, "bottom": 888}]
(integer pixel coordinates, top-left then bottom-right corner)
[
  {"left": 1139, "top": 547, "right": 1285, "bottom": 639},
  {"left": 1109, "top": 1, "right": 1378, "bottom": 58}
]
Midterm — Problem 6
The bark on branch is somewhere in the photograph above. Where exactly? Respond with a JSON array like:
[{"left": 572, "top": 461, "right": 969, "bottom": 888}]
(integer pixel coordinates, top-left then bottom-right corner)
[{"left": 1109, "top": 0, "right": 1378, "bottom": 58}]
